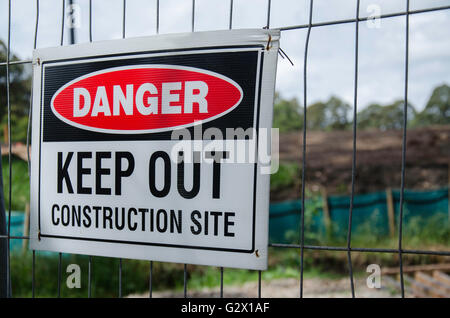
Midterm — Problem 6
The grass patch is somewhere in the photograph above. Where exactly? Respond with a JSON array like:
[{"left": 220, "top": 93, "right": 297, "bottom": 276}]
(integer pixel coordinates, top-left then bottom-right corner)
[
  {"left": 10, "top": 248, "right": 348, "bottom": 297},
  {"left": 2, "top": 156, "right": 29, "bottom": 212},
  {"left": 270, "top": 162, "right": 300, "bottom": 192}
]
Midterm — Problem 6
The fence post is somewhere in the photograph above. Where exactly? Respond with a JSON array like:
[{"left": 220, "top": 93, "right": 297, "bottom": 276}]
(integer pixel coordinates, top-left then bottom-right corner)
[{"left": 386, "top": 188, "right": 395, "bottom": 238}]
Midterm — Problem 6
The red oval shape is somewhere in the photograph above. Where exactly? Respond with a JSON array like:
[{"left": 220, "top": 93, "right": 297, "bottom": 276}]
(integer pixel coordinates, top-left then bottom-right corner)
[{"left": 51, "top": 65, "right": 243, "bottom": 134}]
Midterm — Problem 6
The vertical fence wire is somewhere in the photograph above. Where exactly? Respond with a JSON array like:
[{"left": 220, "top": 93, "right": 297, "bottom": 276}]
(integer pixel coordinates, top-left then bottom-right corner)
[
  {"left": 6, "top": 0, "right": 12, "bottom": 299},
  {"left": 88, "top": 1, "right": 93, "bottom": 299},
  {"left": 149, "top": 261, "right": 153, "bottom": 298},
  {"left": 191, "top": 0, "right": 195, "bottom": 32},
  {"left": 27, "top": 0, "right": 39, "bottom": 177},
  {"left": 183, "top": 264, "right": 187, "bottom": 298},
  {"left": 60, "top": 0, "right": 65, "bottom": 46},
  {"left": 258, "top": 271, "right": 262, "bottom": 298},
  {"left": 89, "top": 0, "right": 92, "bottom": 42},
  {"left": 182, "top": 1, "right": 197, "bottom": 298},
  {"left": 148, "top": 0, "right": 162, "bottom": 298},
  {"left": 220, "top": 267, "right": 223, "bottom": 298},
  {"left": 217, "top": 0, "right": 235, "bottom": 296},
  {"left": 28, "top": 0, "right": 39, "bottom": 299},
  {"left": 68, "top": 0, "right": 75, "bottom": 44},
  {"left": 117, "top": 2, "right": 127, "bottom": 297},
  {"left": 257, "top": 0, "right": 272, "bottom": 297},
  {"left": 118, "top": 258, "right": 122, "bottom": 298},
  {"left": 229, "top": 0, "right": 233, "bottom": 30},
  {"left": 156, "top": 0, "right": 160, "bottom": 34},
  {"left": 398, "top": 0, "right": 411, "bottom": 298},
  {"left": 266, "top": 0, "right": 271, "bottom": 29},
  {"left": 299, "top": 0, "right": 314, "bottom": 298},
  {"left": 57, "top": 252, "right": 62, "bottom": 297},
  {"left": 88, "top": 256, "right": 92, "bottom": 298},
  {"left": 221, "top": 0, "right": 237, "bottom": 295},
  {"left": 346, "top": 0, "right": 361, "bottom": 298},
  {"left": 32, "top": 251, "right": 35, "bottom": 297},
  {"left": 122, "top": 0, "right": 126, "bottom": 39},
  {"left": 56, "top": 0, "right": 65, "bottom": 297}
]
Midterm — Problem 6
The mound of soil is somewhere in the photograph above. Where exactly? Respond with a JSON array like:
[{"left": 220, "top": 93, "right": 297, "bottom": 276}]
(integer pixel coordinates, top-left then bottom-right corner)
[{"left": 273, "top": 126, "right": 450, "bottom": 201}]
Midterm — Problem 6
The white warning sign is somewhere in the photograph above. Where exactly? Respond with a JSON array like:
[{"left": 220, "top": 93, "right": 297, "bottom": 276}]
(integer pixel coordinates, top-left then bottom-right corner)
[{"left": 30, "top": 29, "right": 279, "bottom": 270}]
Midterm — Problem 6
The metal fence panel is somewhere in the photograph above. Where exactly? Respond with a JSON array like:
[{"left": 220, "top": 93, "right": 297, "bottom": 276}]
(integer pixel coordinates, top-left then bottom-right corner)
[{"left": 1, "top": 0, "right": 449, "bottom": 298}]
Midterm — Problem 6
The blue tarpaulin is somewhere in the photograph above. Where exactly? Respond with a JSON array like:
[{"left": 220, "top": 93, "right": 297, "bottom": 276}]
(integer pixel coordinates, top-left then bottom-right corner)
[
  {"left": 269, "top": 187, "right": 449, "bottom": 243},
  {"left": 5, "top": 187, "right": 449, "bottom": 250}
]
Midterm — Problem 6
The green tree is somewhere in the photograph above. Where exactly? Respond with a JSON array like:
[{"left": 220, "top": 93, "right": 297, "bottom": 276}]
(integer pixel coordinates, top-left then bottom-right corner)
[
  {"left": 413, "top": 84, "right": 450, "bottom": 127},
  {"left": 307, "top": 96, "right": 351, "bottom": 131},
  {"left": 272, "top": 93, "right": 303, "bottom": 133},
  {"left": 0, "top": 40, "right": 31, "bottom": 143},
  {"left": 358, "top": 100, "right": 416, "bottom": 131}
]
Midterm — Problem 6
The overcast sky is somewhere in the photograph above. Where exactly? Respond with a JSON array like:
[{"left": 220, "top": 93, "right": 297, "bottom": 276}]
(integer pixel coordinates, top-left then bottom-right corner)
[{"left": 1, "top": 0, "right": 449, "bottom": 111}]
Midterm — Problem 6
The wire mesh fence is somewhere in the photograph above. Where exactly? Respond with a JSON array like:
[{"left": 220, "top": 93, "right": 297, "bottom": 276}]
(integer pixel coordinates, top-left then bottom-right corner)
[{"left": 1, "top": 0, "right": 449, "bottom": 298}]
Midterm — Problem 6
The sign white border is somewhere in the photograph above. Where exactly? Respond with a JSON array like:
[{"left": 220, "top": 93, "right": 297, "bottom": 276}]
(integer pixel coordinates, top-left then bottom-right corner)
[{"left": 30, "top": 29, "right": 279, "bottom": 270}]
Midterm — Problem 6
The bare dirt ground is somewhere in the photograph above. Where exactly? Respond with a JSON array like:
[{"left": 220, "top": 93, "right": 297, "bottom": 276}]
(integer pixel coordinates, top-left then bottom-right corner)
[
  {"left": 273, "top": 126, "right": 450, "bottom": 201},
  {"left": 129, "top": 277, "right": 400, "bottom": 298},
  {"left": 280, "top": 126, "right": 450, "bottom": 168}
]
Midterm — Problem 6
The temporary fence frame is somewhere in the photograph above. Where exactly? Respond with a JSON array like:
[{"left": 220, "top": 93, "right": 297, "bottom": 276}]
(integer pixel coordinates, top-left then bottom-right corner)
[{"left": 1, "top": 0, "right": 450, "bottom": 298}]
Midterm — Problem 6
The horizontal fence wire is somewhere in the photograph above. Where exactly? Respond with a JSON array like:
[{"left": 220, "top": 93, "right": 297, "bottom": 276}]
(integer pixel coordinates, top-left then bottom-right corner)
[
  {"left": 1, "top": 5, "right": 450, "bottom": 66},
  {"left": 279, "top": 5, "right": 450, "bottom": 31},
  {"left": 0, "top": 0, "right": 449, "bottom": 299},
  {"left": 269, "top": 244, "right": 450, "bottom": 256}
]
